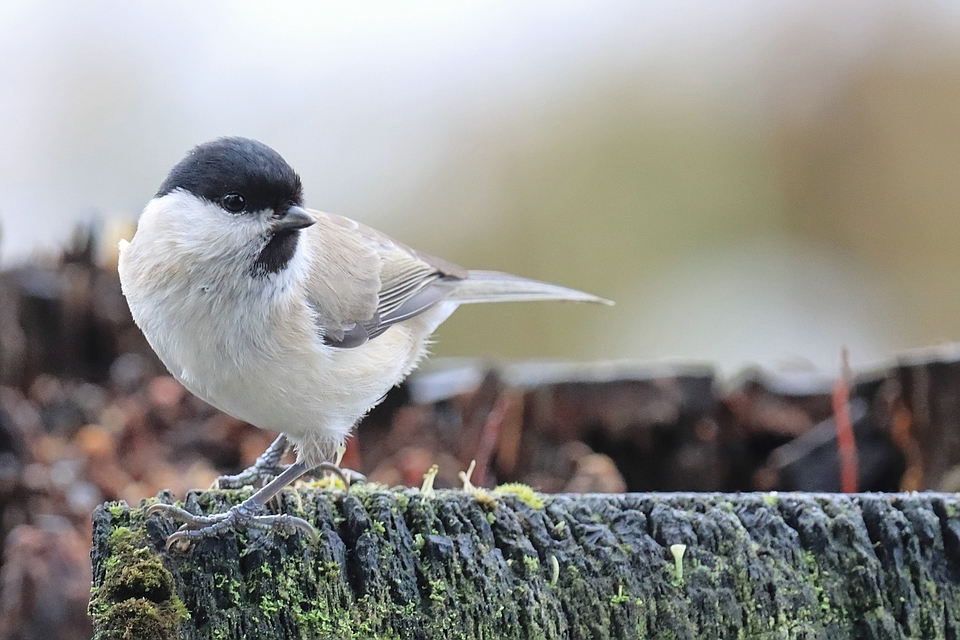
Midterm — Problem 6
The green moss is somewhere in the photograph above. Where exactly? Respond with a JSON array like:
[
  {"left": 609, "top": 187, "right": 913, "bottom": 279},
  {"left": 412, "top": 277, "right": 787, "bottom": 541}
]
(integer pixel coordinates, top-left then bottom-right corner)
[
  {"left": 494, "top": 483, "right": 545, "bottom": 509},
  {"left": 93, "top": 599, "right": 187, "bottom": 640},
  {"left": 90, "top": 522, "right": 189, "bottom": 640},
  {"left": 258, "top": 595, "right": 283, "bottom": 615},
  {"left": 429, "top": 580, "right": 447, "bottom": 604},
  {"left": 108, "top": 525, "right": 134, "bottom": 544},
  {"left": 522, "top": 555, "right": 540, "bottom": 575},
  {"left": 214, "top": 572, "right": 243, "bottom": 608}
]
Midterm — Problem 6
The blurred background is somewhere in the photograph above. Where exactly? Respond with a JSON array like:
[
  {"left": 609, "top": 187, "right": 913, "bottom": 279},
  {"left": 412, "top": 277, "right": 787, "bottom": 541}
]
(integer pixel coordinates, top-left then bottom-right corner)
[
  {"left": 4, "top": 1, "right": 960, "bottom": 638},
  {"left": 3, "top": 0, "right": 960, "bottom": 373}
]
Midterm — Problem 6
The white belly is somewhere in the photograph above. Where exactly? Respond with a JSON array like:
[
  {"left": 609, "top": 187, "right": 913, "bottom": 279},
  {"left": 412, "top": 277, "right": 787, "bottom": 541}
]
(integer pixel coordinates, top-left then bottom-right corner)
[{"left": 137, "top": 284, "right": 457, "bottom": 467}]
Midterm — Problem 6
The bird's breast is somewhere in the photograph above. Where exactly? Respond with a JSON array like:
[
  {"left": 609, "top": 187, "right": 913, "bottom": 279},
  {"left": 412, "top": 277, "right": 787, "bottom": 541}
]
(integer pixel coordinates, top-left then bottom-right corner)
[{"left": 122, "top": 231, "right": 457, "bottom": 448}]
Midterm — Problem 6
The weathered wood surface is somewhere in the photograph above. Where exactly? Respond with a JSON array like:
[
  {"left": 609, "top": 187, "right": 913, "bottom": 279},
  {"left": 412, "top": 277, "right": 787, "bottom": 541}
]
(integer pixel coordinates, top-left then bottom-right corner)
[{"left": 90, "top": 488, "right": 960, "bottom": 640}]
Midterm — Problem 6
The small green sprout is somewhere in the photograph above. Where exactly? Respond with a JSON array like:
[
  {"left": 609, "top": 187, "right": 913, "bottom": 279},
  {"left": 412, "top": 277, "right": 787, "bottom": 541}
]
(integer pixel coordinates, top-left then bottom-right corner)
[
  {"left": 549, "top": 556, "right": 560, "bottom": 588},
  {"left": 610, "top": 584, "right": 629, "bottom": 605}
]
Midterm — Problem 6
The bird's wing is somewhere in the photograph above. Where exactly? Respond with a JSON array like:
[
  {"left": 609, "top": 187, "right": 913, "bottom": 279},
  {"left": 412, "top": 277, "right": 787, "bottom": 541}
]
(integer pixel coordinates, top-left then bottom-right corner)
[{"left": 302, "top": 210, "right": 467, "bottom": 348}]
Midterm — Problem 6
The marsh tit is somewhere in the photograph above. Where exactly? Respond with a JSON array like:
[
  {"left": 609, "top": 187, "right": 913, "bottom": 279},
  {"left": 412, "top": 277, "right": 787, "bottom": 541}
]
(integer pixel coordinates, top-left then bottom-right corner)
[{"left": 118, "top": 137, "right": 610, "bottom": 548}]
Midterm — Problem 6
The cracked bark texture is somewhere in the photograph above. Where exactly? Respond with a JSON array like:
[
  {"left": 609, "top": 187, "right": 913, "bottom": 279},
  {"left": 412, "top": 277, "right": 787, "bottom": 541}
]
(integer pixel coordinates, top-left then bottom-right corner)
[{"left": 90, "top": 489, "right": 960, "bottom": 640}]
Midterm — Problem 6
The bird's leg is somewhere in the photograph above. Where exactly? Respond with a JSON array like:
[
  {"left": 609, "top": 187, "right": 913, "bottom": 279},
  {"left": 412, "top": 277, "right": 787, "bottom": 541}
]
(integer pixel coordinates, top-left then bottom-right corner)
[
  {"left": 149, "top": 461, "right": 315, "bottom": 550},
  {"left": 215, "top": 435, "right": 366, "bottom": 491},
  {"left": 214, "top": 434, "right": 289, "bottom": 489}
]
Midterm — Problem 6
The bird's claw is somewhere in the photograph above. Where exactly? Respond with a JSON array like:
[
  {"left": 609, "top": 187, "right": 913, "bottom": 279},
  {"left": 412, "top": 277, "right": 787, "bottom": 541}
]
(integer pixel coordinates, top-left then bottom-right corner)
[
  {"left": 146, "top": 502, "right": 318, "bottom": 551},
  {"left": 213, "top": 434, "right": 290, "bottom": 490},
  {"left": 217, "top": 461, "right": 366, "bottom": 491},
  {"left": 214, "top": 463, "right": 288, "bottom": 490}
]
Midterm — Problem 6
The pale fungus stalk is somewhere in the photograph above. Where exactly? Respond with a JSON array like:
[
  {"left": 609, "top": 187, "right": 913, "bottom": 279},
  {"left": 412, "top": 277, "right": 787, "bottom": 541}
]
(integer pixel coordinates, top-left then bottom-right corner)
[
  {"left": 458, "top": 460, "right": 496, "bottom": 505},
  {"left": 670, "top": 543, "right": 687, "bottom": 584},
  {"left": 458, "top": 459, "right": 477, "bottom": 492},
  {"left": 420, "top": 464, "right": 439, "bottom": 498}
]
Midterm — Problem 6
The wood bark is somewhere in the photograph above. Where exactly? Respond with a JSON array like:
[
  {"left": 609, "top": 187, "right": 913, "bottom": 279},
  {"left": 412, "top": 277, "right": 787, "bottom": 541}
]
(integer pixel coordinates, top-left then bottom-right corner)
[{"left": 90, "top": 488, "right": 960, "bottom": 640}]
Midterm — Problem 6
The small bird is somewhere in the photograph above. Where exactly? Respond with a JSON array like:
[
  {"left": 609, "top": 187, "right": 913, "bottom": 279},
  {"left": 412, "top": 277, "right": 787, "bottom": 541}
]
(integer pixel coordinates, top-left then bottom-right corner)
[{"left": 118, "top": 137, "right": 610, "bottom": 548}]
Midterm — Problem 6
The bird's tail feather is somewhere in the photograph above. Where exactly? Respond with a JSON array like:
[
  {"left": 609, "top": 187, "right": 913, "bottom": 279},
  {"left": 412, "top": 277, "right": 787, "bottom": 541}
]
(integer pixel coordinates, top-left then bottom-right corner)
[{"left": 446, "top": 270, "right": 613, "bottom": 305}]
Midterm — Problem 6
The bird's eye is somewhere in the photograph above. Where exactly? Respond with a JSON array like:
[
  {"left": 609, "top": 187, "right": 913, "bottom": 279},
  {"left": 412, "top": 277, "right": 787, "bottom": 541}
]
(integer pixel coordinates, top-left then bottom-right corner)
[{"left": 221, "top": 193, "right": 246, "bottom": 213}]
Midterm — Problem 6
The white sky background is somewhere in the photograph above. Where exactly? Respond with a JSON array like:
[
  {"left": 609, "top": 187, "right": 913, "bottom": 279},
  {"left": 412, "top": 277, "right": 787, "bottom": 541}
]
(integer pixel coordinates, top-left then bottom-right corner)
[
  {"left": 2, "top": 0, "right": 960, "bottom": 373},
  {"left": 0, "top": 0, "right": 772, "bottom": 242}
]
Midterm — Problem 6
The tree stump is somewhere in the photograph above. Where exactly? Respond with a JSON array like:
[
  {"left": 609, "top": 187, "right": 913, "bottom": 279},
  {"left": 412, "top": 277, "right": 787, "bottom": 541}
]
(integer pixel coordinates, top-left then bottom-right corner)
[{"left": 90, "top": 487, "right": 960, "bottom": 639}]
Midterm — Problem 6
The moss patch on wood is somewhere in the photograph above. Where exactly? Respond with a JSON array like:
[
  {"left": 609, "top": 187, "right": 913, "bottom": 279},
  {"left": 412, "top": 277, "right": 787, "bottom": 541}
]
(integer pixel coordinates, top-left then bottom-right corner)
[
  {"left": 89, "top": 505, "right": 189, "bottom": 640},
  {"left": 91, "top": 489, "right": 960, "bottom": 639}
]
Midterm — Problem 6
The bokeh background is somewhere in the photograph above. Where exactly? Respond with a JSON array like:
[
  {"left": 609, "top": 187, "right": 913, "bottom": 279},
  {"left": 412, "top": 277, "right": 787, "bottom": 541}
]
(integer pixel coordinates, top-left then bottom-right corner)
[{"left": 4, "top": 0, "right": 960, "bottom": 375}]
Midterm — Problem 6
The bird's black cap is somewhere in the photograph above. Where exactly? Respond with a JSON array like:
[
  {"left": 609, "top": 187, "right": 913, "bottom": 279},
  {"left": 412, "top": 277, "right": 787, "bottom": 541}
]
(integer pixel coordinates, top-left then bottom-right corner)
[{"left": 157, "top": 137, "right": 304, "bottom": 213}]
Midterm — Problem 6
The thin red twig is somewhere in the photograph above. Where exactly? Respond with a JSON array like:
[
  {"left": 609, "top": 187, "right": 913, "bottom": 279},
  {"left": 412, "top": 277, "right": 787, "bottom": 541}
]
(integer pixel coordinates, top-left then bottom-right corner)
[
  {"left": 833, "top": 348, "right": 858, "bottom": 493},
  {"left": 473, "top": 393, "right": 509, "bottom": 488}
]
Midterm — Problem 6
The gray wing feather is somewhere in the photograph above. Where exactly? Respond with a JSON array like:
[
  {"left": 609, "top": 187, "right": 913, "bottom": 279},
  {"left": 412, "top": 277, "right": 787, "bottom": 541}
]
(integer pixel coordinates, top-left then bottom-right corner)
[
  {"left": 301, "top": 210, "right": 609, "bottom": 350},
  {"left": 445, "top": 270, "right": 613, "bottom": 305},
  {"left": 326, "top": 278, "right": 461, "bottom": 348},
  {"left": 303, "top": 211, "right": 465, "bottom": 349}
]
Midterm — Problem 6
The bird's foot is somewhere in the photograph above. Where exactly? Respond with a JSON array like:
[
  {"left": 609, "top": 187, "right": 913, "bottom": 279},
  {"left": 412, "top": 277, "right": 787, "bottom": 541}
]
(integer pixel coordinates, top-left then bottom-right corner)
[
  {"left": 213, "top": 434, "right": 289, "bottom": 489},
  {"left": 146, "top": 500, "right": 317, "bottom": 551},
  {"left": 214, "top": 463, "right": 289, "bottom": 490}
]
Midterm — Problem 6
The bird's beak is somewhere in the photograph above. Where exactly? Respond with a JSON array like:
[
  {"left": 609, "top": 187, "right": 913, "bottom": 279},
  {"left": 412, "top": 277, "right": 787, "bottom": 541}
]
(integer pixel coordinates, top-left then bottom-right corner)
[{"left": 273, "top": 206, "right": 315, "bottom": 232}]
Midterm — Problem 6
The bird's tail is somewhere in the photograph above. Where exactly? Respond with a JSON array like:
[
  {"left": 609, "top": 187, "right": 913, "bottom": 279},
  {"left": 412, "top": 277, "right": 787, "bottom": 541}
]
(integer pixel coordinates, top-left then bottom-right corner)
[{"left": 446, "top": 270, "right": 613, "bottom": 305}]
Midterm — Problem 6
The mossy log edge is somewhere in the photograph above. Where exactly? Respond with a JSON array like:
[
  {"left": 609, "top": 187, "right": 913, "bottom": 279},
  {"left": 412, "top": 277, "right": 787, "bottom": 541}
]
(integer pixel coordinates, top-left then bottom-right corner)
[{"left": 89, "top": 488, "right": 960, "bottom": 640}]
